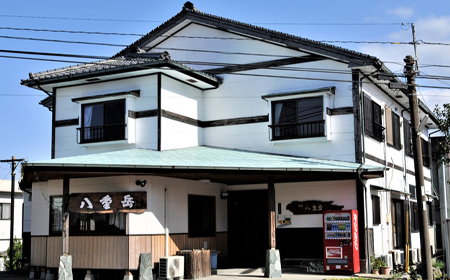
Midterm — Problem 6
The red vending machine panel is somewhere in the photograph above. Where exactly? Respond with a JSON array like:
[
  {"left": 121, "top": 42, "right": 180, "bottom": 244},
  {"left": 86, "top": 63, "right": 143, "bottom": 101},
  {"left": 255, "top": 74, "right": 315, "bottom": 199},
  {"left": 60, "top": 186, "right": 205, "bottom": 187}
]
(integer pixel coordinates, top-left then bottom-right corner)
[{"left": 323, "top": 210, "right": 360, "bottom": 274}]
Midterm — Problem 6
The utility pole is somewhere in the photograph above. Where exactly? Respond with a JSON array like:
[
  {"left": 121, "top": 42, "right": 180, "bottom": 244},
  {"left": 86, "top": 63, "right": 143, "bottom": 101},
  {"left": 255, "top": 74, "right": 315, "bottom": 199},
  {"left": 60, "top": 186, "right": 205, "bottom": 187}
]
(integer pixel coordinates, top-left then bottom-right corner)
[
  {"left": 404, "top": 55, "right": 433, "bottom": 280},
  {"left": 1, "top": 156, "right": 25, "bottom": 271}
]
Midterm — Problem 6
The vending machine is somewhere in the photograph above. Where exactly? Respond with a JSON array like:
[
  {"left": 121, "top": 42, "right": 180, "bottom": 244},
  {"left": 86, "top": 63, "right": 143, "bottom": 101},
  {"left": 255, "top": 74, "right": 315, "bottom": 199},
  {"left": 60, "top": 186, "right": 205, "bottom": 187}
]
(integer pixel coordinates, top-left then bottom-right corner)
[{"left": 323, "top": 210, "right": 360, "bottom": 274}]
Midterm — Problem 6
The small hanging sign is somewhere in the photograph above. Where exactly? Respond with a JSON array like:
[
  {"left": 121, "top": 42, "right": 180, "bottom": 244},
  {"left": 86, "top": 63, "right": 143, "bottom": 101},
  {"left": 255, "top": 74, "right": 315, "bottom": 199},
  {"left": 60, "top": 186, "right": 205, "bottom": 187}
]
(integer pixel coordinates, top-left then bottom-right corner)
[
  {"left": 286, "top": 200, "right": 343, "bottom": 215},
  {"left": 68, "top": 192, "right": 147, "bottom": 214}
]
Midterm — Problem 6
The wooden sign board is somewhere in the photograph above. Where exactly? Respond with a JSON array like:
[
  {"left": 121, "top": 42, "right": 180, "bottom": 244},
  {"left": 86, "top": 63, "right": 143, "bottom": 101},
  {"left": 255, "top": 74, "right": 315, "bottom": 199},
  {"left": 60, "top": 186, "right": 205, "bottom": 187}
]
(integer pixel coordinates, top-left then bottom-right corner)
[
  {"left": 68, "top": 192, "right": 147, "bottom": 214},
  {"left": 286, "top": 200, "right": 343, "bottom": 215}
]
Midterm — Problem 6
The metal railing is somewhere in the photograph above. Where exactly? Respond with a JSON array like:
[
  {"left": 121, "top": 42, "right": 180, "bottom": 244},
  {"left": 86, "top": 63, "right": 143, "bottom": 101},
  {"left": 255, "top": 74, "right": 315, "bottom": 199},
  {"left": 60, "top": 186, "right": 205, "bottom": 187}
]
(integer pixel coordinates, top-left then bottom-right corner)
[
  {"left": 77, "top": 123, "right": 127, "bottom": 144},
  {"left": 269, "top": 120, "right": 325, "bottom": 140}
]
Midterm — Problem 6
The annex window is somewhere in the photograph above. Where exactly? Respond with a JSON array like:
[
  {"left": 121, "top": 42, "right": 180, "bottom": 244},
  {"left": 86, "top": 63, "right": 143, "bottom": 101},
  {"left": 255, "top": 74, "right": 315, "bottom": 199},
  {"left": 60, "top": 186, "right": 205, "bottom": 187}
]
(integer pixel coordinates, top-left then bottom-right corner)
[
  {"left": 411, "top": 201, "right": 420, "bottom": 232},
  {"left": 426, "top": 201, "right": 434, "bottom": 226},
  {"left": 392, "top": 199, "right": 405, "bottom": 249},
  {"left": 363, "top": 94, "right": 383, "bottom": 141},
  {"left": 372, "top": 195, "right": 381, "bottom": 225},
  {"left": 0, "top": 203, "right": 11, "bottom": 220},
  {"left": 386, "top": 107, "right": 401, "bottom": 150},
  {"left": 50, "top": 196, "right": 126, "bottom": 236},
  {"left": 79, "top": 99, "right": 126, "bottom": 143},
  {"left": 270, "top": 96, "right": 324, "bottom": 140},
  {"left": 409, "top": 185, "right": 416, "bottom": 200},
  {"left": 188, "top": 195, "right": 216, "bottom": 237},
  {"left": 421, "top": 138, "right": 431, "bottom": 168},
  {"left": 404, "top": 119, "right": 414, "bottom": 157}
]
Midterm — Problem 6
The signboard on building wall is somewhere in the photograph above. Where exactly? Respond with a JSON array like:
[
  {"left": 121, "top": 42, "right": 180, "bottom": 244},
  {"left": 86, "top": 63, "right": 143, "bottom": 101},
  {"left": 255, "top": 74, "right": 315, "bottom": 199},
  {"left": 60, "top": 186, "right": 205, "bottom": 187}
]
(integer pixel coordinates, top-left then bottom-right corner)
[
  {"left": 286, "top": 200, "right": 344, "bottom": 215},
  {"left": 68, "top": 192, "right": 147, "bottom": 214}
]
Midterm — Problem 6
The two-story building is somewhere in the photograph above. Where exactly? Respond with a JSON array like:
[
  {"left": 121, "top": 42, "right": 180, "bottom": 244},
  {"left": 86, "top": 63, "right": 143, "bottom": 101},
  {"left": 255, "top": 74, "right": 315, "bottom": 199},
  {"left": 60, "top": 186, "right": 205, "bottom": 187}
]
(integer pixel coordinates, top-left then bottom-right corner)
[{"left": 19, "top": 2, "right": 438, "bottom": 279}]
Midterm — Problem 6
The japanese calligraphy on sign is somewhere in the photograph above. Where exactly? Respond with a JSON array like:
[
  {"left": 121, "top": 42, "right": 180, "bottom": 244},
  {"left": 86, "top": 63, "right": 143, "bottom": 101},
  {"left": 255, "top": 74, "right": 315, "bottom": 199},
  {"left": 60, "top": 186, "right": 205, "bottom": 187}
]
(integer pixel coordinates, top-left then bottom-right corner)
[
  {"left": 69, "top": 192, "right": 147, "bottom": 214},
  {"left": 286, "top": 200, "right": 343, "bottom": 215}
]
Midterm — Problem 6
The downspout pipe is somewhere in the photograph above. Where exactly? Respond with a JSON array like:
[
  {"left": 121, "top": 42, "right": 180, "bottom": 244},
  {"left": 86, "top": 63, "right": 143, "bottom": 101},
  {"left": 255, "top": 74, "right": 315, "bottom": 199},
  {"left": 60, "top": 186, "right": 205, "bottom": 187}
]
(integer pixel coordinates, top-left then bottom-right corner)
[{"left": 165, "top": 188, "right": 169, "bottom": 258}]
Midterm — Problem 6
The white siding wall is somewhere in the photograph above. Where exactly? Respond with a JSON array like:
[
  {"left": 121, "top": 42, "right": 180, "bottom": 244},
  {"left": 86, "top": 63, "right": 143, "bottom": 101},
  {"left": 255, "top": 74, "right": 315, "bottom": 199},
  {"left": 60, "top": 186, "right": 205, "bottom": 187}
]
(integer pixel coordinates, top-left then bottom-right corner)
[{"left": 160, "top": 76, "right": 204, "bottom": 150}]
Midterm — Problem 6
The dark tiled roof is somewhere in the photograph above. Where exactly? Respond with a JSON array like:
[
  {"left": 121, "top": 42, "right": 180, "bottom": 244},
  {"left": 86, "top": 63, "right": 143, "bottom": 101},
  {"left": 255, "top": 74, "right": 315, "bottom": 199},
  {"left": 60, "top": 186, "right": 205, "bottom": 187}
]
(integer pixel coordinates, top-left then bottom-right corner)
[{"left": 21, "top": 51, "right": 221, "bottom": 86}]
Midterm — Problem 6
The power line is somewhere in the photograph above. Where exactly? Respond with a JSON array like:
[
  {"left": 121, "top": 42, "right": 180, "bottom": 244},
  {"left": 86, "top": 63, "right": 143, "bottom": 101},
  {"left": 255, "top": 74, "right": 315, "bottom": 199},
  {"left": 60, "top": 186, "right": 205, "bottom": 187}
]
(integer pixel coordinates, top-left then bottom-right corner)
[
  {"left": 0, "top": 14, "right": 164, "bottom": 23},
  {"left": 0, "top": 14, "right": 408, "bottom": 26},
  {"left": 0, "top": 27, "right": 144, "bottom": 36},
  {"left": 2, "top": 51, "right": 450, "bottom": 86},
  {"left": 0, "top": 49, "right": 108, "bottom": 59},
  {"left": 0, "top": 35, "right": 127, "bottom": 47},
  {"left": 0, "top": 33, "right": 439, "bottom": 46}
]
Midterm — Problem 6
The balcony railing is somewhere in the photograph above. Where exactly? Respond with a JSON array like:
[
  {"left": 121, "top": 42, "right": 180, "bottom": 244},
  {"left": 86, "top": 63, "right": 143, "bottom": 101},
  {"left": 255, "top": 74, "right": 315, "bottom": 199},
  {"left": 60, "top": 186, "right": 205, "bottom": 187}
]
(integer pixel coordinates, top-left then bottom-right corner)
[
  {"left": 77, "top": 123, "right": 127, "bottom": 144},
  {"left": 269, "top": 120, "right": 325, "bottom": 140}
]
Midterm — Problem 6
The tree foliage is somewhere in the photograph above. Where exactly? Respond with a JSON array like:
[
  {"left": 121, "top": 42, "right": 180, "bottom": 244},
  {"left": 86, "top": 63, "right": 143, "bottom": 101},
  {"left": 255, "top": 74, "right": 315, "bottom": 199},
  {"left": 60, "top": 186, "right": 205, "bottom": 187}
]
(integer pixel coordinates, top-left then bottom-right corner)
[
  {"left": 1, "top": 238, "right": 22, "bottom": 271},
  {"left": 433, "top": 103, "right": 450, "bottom": 166}
]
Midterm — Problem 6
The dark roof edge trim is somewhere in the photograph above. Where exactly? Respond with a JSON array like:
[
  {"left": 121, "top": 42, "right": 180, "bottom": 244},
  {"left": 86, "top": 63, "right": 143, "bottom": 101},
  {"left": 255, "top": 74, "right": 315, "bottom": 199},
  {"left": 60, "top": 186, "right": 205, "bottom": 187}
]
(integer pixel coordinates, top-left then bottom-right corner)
[
  {"left": 72, "top": 90, "right": 140, "bottom": 103},
  {"left": 261, "top": 86, "right": 335, "bottom": 100}
]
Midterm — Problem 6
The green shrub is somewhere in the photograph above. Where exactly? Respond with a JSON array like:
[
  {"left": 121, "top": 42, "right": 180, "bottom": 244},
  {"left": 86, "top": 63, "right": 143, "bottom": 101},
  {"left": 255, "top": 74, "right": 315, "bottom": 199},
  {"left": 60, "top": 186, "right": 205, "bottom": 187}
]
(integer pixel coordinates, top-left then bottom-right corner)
[
  {"left": 433, "top": 259, "right": 445, "bottom": 270},
  {"left": 1, "top": 238, "right": 23, "bottom": 271}
]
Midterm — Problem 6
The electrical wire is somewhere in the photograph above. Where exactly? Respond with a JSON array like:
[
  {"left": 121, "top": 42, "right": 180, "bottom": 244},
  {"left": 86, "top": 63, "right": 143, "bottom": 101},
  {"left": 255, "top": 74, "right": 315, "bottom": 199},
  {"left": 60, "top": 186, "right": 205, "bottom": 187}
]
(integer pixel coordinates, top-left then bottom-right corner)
[
  {"left": 2, "top": 52, "right": 450, "bottom": 90},
  {"left": 0, "top": 14, "right": 408, "bottom": 26},
  {"left": 0, "top": 35, "right": 127, "bottom": 47}
]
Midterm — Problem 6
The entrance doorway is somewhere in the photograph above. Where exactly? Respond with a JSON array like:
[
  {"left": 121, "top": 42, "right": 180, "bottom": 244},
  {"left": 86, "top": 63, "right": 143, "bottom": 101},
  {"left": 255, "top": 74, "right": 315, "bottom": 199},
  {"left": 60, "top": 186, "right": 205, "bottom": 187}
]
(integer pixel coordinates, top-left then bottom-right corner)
[{"left": 227, "top": 190, "right": 268, "bottom": 268}]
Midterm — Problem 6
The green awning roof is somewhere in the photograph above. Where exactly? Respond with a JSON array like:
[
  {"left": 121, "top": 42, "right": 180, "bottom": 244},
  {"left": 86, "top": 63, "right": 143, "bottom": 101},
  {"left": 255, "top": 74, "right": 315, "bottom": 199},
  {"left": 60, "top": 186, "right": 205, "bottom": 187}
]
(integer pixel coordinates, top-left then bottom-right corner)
[{"left": 24, "top": 146, "right": 384, "bottom": 173}]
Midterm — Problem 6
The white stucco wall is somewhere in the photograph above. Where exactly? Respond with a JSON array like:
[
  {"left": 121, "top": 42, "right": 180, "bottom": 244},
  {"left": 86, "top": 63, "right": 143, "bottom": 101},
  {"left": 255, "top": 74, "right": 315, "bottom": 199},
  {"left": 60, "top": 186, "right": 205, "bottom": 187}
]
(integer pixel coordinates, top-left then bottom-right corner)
[{"left": 30, "top": 176, "right": 227, "bottom": 236}]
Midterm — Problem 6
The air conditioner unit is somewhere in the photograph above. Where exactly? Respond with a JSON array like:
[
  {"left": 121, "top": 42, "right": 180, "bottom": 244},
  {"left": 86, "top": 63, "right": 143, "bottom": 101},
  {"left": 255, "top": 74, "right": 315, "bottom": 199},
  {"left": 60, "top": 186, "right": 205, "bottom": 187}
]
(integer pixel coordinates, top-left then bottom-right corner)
[
  {"left": 381, "top": 254, "right": 393, "bottom": 268},
  {"left": 159, "top": 256, "right": 184, "bottom": 280},
  {"left": 391, "top": 250, "right": 404, "bottom": 265}
]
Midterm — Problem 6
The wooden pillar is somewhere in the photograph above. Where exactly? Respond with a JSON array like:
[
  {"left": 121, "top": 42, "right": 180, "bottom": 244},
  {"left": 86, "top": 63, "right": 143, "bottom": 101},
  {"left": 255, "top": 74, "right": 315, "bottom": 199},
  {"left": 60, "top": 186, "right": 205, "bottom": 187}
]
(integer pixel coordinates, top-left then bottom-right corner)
[
  {"left": 62, "top": 175, "right": 70, "bottom": 255},
  {"left": 268, "top": 181, "right": 276, "bottom": 249}
]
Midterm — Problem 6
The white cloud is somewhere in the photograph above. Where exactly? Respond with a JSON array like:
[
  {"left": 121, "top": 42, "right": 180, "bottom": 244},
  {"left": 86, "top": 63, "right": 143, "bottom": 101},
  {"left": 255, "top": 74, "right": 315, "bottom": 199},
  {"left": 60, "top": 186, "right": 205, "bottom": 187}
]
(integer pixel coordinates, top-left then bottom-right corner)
[{"left": 386, "top": 7, "right": 414, "bottom": 20}]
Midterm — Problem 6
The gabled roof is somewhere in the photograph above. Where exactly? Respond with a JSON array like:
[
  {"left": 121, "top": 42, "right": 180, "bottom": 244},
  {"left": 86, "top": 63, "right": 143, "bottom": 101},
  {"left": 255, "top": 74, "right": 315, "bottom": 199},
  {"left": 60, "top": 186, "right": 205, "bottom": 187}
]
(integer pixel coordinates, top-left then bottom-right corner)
[
  {"left": 21, "top": 146, "right": 384, "bottom": 185},
  {"left": 115, "top": 2, "right": 382, "bottom": 68}
]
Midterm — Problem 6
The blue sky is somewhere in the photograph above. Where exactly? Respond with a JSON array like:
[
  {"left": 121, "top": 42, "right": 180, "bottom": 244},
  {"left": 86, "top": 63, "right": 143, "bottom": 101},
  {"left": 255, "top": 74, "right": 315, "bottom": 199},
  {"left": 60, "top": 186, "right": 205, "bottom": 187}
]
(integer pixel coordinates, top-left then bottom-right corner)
[{"left": 1, "top": 0, "right": 450, "bottom": 181}]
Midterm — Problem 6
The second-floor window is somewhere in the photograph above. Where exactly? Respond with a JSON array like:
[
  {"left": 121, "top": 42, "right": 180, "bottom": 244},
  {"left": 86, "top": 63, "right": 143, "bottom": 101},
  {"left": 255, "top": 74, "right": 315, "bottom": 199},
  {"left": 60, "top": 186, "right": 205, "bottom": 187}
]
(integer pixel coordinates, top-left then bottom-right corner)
[
  {"left": 80, "top": 99, "right": 126, "bottom": 143},
  {"left": 363, "top": 95, "right": 383, "bottom": 141},
  {"left": 422, "top": 138, "right": 431, "bottom": 168},
  {"left": 386, "top": 107, "right": 401, "bottom": 150},
  {"left": 404, "top": 119, "right": 413, "bottom": 157},
  {"left": 271, "top": 96, "right": 324, "bottom": 140}
]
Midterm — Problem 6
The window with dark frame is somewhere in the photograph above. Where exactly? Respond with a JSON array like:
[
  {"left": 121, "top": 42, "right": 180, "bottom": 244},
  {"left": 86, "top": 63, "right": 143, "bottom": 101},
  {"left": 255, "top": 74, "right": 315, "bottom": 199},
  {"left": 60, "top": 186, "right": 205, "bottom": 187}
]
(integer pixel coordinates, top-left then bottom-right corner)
[
  {"left": 188, "top": 195, "right": 216, "bottom": 237},
  {"left": 363, "top": 95, "right": 383, "bottom": 141},
  {"left": 0, "top": 203, "right": 11, "bottom": 220},
  {"left": 372, "top": 195, "right": 381, "bottom": 225},
  {"left": 386, "top": 107, "right": 401, "bottom": 150},
  {"left": 409, "top": 185, "right": 416, "bottom": 200},
  {"left": 426, "top": 202, "right": 434, "bottom": 226},
  {"left": 421, "top": 138, "right": 431, "bottom": 168},
  {"left": 271, "top": 96, "right": 324, "bottom": 140},
  {"left": 411, "top": 201, "right": 420, "bottom": 232},
  {"left": 392, "top": 199, "right": 405, "bottom": 249},
  {"left": 69, "top": 212, "right": 126, "bottom": 235},
  {"left": 392, "top": 112, "right": 401, "bottom": 150},
  {"left": 79, "top": 99, "right": 126, "bottom": 143},
  {"left": 404, "top": 119, "right": 414, "bottom": 157},
  {"left": 50, "top": 196, "right": 126, "bottom": 236}
]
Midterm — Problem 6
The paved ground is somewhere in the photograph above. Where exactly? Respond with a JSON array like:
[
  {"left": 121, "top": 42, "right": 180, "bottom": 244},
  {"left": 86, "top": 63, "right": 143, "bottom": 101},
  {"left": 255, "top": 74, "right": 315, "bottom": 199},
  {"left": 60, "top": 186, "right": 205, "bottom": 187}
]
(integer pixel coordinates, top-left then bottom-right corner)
[{"left": 0, "top": 269, "right": 408, "bottom": 280}]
